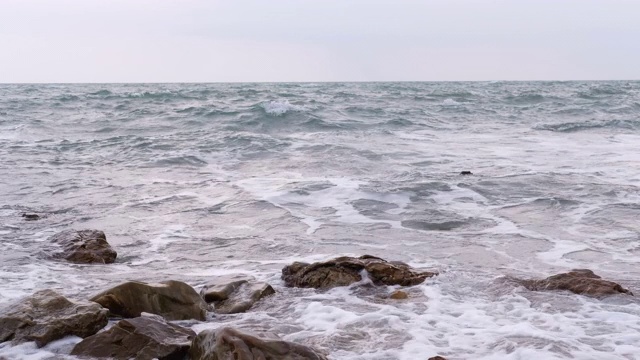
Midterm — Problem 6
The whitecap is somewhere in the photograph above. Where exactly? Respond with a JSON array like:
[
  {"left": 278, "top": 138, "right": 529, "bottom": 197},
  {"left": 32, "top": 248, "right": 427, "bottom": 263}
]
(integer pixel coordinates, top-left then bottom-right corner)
[{"left": 260, "top": 100, "right": 304, "bottom": 116}]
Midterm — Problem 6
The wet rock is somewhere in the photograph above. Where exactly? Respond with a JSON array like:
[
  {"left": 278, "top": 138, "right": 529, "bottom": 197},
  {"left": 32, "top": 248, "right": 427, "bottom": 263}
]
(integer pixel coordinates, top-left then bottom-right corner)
[
  {"left": 91, "top": 280, "right": 208, "bottom": 321},
  {"left": 190, "top": 327, "right": 328, "bottom": 360},
  {"left": 22, "top": 213, "right": 40, "bottom": 221},
  {"left": 71, "top": 313, "right": 195, "bottom": 360},
  {"left": 200, "top": 275, "right": 275, "bottom": 314},
  {"left": 282, "top": 255, "right": 437, "bottom": 289},
  {"left": 0, "top": 289, "right": 108, "bottom": 348},
  {"left": 47, "top": 229, "right": 117, "bottom": 264},
  {"left": 200, "top": 274, "right": 254, "bottom": 302},
  {"left": 428, "top": 357, "right": 447, "bottom": 360},
  {"left": 519, "top": 269, "right": 633, "bottom": 298},
  {"left": 390, "top": 290, "right": 408, "bottom": 300},
  {"left": 460, "top": 171, "right": 473, "bottom": 175}
]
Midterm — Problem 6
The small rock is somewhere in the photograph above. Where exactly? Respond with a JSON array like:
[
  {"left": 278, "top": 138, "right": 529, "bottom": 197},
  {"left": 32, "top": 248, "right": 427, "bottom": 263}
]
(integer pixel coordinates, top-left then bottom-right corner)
[
  {"left": 91, "top": 280, "right": 208, "bottom": 321},
  {"left": 459, "top": 171, "right": 472, "bottom": 175},
  {"left": 46, "top": 229, "right": 117, "bottom": 264},
  {"left": 390, "top": 290, "right": 408, "bottom": 300},
  {"left": 0, "top": 289, "right": 108, "bottom": 348},
  {"left": 518, "top": 269, "right": 633, "bottom": 298},
  {"left": 200, "top": 274, "right": 275, "bottom": 314},
  {"left": 200, "top": 274, "right": 254, "bottom": 302},
  {"left": 22, "top": 213, "right": 40, "bottom": 221},
  {"left": 428, "top": 357, "right": 448, "bottom": 360},
  {"left": 190, "top": 327, "right": 328, "bottom": 360},
  {"left": 217, "top": 282, "right": 275, "bottom": 314},
  {"left": 282, "top": 255, "right": 437, "bottom": 289},
  {"left": 71, "top": 313, "right": 195, "bottom": 360}
]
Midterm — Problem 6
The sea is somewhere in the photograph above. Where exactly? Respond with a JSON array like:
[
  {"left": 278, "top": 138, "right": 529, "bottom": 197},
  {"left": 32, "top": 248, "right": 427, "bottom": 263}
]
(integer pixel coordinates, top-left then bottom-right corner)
[{"left": 1, "top": 81, "right": 640, "bottom": 360}]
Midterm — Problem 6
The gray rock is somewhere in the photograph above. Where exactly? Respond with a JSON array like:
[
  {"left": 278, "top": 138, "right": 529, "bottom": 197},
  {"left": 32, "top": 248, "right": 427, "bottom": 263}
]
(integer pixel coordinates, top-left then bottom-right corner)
[
  {"left": 71, "top": 313, "right": 195, "bottom": 360},
  {"left": 91, "top": 280, "right": 208, "bottom": 321},
  {"left": 190, "top": 327, "right": 328, "bottom": 360},
  {"left": 47, "top": 229, "right": 117, "bottom": 264},
  {"left": 0, "top": 289, "right": 108, "bottom": 348},
  {"left": 282, "top": 255, "right": 437, "bottom": 289}
]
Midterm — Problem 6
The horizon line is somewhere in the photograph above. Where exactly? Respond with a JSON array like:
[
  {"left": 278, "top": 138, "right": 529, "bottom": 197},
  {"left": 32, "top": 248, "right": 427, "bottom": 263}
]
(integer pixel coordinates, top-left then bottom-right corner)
[{"left": 1, "top": 79, "right": 639, "bottom": 85}]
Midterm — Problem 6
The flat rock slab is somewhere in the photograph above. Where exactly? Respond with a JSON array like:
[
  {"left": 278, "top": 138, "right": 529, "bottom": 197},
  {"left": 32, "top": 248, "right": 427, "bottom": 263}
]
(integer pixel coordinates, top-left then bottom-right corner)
[
  {"left": 91, "top": 280, "right": 208, "bottom": 321},
  {"left": 200, "top": 275, "right": 275, "bottom": 314},
  {"left": 282, "top": 255, "right": 437, "bottom": 289},
  {"left": 519, "top": 269, "right": 633, "bottom": 298},
  {"left": 0, "top": 289, "right": 108, "bottom": 348},
  {"left": 190, "top": 327, "right": 328, "bottom": 360},
  {"left": 47, "top": 229, "right": 117, "bottom": 264},
  {"left": 71, "top": 313, "right": 196, "bottom": 360}
]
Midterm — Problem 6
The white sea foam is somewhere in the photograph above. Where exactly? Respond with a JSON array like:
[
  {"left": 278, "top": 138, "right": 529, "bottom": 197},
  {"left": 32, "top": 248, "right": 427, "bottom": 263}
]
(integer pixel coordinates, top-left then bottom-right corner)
[{"left": 260, "top": 100, "right": 304, "bottom": 116}]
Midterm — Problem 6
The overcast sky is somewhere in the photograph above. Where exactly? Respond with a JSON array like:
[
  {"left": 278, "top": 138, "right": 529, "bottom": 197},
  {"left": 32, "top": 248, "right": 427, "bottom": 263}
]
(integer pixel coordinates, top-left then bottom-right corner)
[{"left": 1, "top": 0, "right": 639, "bottom": 83}]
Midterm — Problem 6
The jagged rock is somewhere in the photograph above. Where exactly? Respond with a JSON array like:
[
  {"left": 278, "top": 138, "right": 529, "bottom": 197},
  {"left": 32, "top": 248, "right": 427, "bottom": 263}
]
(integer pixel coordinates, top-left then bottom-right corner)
[
  {"left": 71, "top": 313, "right": 195, "bottom": 360},
  {"left": 282, "top": 255, "right": 437, "bottom": 289},
  {"left": 519, "top": 269, "right": 633, "bottom": 298},
  {"left": 390, "top": 290, "right": 408, "bottom": 300},
  {"left": 22, "top": 213, "right": 40, "bottom": 221},
  {"left": 91, "top": 280, "right": 208, "bottom": 321},
  {"left": 47, "top": 229, "right": 117, "bottom": 264},
  {"left": 200, "top": 274, "right": 275, "bottom": 314},
  {"left": 190, "top": 327, "right": 328, "bottom": 360},
  {"left": 0, "top": 289, "right": 108, "bottom": 348}
]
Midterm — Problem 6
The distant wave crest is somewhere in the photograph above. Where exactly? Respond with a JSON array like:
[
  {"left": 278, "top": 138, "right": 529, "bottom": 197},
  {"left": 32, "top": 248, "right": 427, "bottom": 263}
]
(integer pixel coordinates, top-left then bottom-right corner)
[
  {"left": 535, "top": 119, "right": 640, "bottom": 132},
  {"left": 260, "top": 100, "right": 304, "bottom": 116}
]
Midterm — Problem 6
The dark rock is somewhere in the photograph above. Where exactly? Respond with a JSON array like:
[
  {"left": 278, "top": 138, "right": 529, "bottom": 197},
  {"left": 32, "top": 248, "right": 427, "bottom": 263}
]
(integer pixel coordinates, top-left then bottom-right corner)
[
  {"left": 0, "top": 289, "right": 108, "bottom": 348},
  {"left": 459, "top": 171, "right": 473, "bottom": 175},
  {"left": 282, "top": 255, "right": 437, "bottom": 289},
  {"left": 22, "top": 213, "right": 40, "bottom": 221},
  {"left": 519, "top": 269, "right": 633, "bottom": 298},
  {"left": 189, "top": 327, "right": 328, "bottom": 360},
  {"left": 200, "top": 274, "right": 275, "bottom": 314},
  {"left": 428, "top": 357, "right": 448, "bottom": 360},
  {"left": 47, "top": 229, "right": 117, "bottom": 264},
  {"left": 71, "top": 313, "right": 195, "bottom": 360},
  {"left": 91, "top": 280, "right": 208, "bottom": 321}
]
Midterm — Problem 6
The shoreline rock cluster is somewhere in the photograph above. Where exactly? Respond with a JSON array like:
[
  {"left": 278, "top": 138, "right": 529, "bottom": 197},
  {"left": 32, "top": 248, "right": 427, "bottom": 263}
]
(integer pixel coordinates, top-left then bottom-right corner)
[{"left": 1, "top": 227, "right": 635, "bottom": 359}]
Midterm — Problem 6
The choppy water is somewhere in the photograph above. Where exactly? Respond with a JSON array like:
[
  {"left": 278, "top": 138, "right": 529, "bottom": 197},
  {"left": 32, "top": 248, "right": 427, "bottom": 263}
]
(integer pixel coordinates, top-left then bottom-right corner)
[{"left": 1, "top": 82, "right": 640, "bottom": 360}]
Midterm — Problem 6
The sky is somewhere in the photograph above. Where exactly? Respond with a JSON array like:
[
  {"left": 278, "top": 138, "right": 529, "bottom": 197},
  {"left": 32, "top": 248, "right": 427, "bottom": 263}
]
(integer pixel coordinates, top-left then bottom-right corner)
[{"left": 0, "top": 0, "right": 639, "bottom": 83}]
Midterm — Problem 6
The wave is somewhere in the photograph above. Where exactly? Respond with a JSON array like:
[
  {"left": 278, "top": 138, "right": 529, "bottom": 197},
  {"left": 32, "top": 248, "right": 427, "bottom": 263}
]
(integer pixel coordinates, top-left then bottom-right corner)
[
  {"left": 259, "top": 100, "right": 304, "bottom": 116},
  {"left": 504, "top": 93, "right": 546, "bottom": 104},
  {"left": 146, "top": 155, "right": 208, "bottom": 167},
  {"left": 577, "top": 85, "right": 628, "bottom": 99},
  {"left": 535, "top": 119, "right": 640, "bottom": 132},
  {"left": 89, "top": 89, "right": 112, "bottom": 96}
]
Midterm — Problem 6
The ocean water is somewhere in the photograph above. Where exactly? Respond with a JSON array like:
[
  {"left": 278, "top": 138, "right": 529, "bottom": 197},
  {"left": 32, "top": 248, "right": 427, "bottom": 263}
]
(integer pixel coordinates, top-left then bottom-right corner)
[{"left": 1, "top": 81, "right": 640, "bottom": 359}]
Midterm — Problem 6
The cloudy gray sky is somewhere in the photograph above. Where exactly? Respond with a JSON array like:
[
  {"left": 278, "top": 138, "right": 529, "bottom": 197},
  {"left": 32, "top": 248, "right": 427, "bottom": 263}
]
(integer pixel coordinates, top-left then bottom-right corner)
[{"left": 1, "top": 0, "right": 639, "bottom": 82}]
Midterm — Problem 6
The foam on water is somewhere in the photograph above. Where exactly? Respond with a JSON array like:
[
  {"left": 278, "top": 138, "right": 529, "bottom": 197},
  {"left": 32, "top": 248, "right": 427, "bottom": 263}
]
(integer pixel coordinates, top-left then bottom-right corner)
[{"left": 260, "top": 100, "right": 305, "bottom": 116}]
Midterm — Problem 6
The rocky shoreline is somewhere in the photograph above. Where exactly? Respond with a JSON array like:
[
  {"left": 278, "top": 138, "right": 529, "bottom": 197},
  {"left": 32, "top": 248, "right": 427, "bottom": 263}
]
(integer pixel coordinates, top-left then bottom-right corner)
[{"left": 0, "top": 227, "right": 634, "bottom": 359}]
